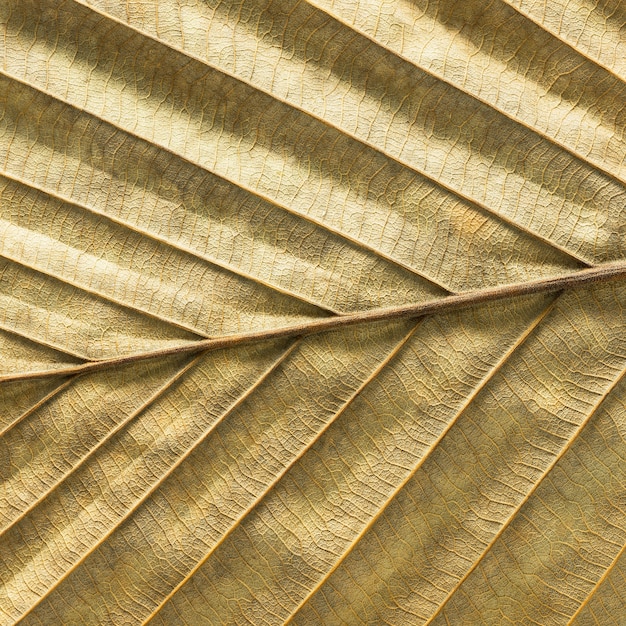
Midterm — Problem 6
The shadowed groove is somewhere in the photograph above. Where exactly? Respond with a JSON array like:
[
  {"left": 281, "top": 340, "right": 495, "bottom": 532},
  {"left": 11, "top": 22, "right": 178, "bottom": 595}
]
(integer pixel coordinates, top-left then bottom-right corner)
[
  {"left": 0, "top": 112, "right": 450, "bottom": 315},
  {"left": 1, "top": 4, "right": 599, "bottom": 272},
  {"left": 0, "top": 71, "right": 454, "bottom": 295},
  {"left": 68, "top": 0, "right": 620, "bottom": 261},
  {"left": 0, "top": 319, "right": 91, "bottom": 362},
  {"left": 0, "top": 170, "right": 343, "bottom": 315},
  {"left": 1, "top": 1, "right": 625, "bottom": 622},
  {"left": 0, "top": 253, "right": 203, "bottom": 361},
  {"left": 0, "top": 330, "right": 84, "bottom": 433},
  {"left": 0, "top": 250, "right": 217, "bottom": 338},
  {"left": 291, "top": 0, "right": 626, "bottom": 186},
  {"left": 0, "top": 326, "right": 85, "bottom": 375},
  {"left": 499, "top": 0, "right": 626, "bottom": 84}
]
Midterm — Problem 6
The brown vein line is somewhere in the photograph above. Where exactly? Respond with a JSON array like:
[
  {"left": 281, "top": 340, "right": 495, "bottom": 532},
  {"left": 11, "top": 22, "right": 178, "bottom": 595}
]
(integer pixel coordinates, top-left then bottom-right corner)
[
  {"left": 567, "top": 542, "right": 626, "bottom": 625},
  {"left": 2, "top": 262, "right": 625, "bottom": 384},
  {"left": 0, "top": 248, "right": 210, "bottom": 338},
  {"left": 141, "top": 320, "right": 422, "bottom": 625},
  {"left": 65, "top": 0, "right": 594, "bottom": 267},
  {"left": 301, "top": 0, "right": 626, "bottom": 188},
  {"left": 423, "top": 362, "right": 626, "bottom": 625},
  {"left": 498, "top": 0, "right": 626, "bottom": 85},
  {"left": 0, "top": 376, "right": 74, "bottom": 438},
  {"left": 0, "top": 320, "right": 89, "bottom": 361},
  {"left": 13, "top": 339, "right": 301, "bottom": 624},
  {"left": 0, "top": 353, "right": 201, "bottom": 539},
  {"left": 0, "top": 72, "right": 451, "bottom": 296},
  {"left": 283, "top": 292, "right": 559, "bottom": 624},
  {"left": 0, "top": 171, "right": 342, "bottom": 315}
]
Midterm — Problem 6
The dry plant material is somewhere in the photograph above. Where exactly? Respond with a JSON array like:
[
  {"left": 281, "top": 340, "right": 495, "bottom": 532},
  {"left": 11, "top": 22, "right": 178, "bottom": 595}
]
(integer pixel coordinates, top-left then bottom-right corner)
[{"left": 0, "top": 0, "right": 625, "bottom": 624}]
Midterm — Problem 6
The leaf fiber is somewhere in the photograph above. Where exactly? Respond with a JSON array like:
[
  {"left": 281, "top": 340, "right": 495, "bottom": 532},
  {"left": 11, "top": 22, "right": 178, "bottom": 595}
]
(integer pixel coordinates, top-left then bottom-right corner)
[{"left": 0, "top": 0, "right": 625, "bottom": 624}]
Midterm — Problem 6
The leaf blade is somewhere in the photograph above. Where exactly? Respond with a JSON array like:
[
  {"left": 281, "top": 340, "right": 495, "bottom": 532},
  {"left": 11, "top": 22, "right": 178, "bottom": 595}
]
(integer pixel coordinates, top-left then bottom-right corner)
[{"left": 1, "top": 0, "right": 625, "bottom": 623}]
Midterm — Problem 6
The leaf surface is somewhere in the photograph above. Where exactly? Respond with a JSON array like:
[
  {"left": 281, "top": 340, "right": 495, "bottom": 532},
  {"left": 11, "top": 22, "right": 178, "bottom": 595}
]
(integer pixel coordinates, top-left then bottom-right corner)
[{"left": 0, "top": 0, "right": 625, "bottom": 624}]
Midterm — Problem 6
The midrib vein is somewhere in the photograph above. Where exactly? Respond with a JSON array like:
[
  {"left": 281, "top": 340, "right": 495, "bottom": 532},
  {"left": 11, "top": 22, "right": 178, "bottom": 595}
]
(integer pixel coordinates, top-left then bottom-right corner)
[
  {"left": 0, "top": 170, "right": 342, "bottom": 315},
  {"left": 424, "top": 362, "right": 626, "bottom": 625},
  {"left": 76, "top": 0, "right": 626, "bottom": 241},
  {"left": 140, "top": 321, "right": 422, "bottom": 625},
  {"left": 3, "top": 262, "right": 625, "bottom": 384},
  {"left": 283, "top": 293, "right": 559, "bottom": 624},
  {"left": 10, "top": 341, "right": 298, "bottom": 623}
]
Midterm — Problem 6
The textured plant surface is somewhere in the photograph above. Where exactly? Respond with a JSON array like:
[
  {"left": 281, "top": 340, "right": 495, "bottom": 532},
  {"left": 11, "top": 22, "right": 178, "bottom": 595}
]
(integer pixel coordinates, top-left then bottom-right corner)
[{"left": 1, "top": 0, "right": 626, "bottom": 624}]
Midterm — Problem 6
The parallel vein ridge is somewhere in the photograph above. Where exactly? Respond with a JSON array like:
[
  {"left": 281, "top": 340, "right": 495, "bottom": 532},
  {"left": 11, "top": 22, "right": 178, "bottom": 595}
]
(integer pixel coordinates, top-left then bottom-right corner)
[{"left": 1, "top": 0, "right": 625, "bottom": 624}]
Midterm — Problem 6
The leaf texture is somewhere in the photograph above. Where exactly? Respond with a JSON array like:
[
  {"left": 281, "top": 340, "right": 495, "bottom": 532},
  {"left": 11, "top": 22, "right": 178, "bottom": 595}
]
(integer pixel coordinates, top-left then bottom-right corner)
[{"left": 0, "top": 0, "right": 625, "bottom": 624}]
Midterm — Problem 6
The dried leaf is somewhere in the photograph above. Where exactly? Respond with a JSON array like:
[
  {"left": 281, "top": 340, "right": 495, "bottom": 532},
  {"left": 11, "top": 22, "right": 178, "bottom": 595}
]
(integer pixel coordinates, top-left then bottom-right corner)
[{"left": 1, "top": 0, "right": 625, "bottom": 624}]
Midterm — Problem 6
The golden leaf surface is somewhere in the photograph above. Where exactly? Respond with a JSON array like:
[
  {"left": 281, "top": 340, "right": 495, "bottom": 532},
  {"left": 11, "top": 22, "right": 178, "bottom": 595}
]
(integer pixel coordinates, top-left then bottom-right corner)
[{"left": 0, "top": 0, "right": 625, "bottom": 624}]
